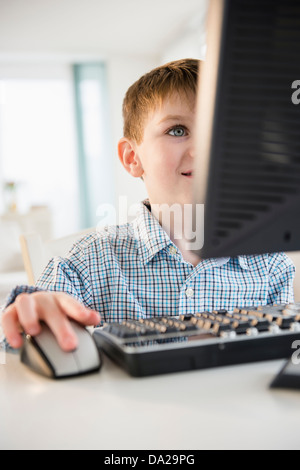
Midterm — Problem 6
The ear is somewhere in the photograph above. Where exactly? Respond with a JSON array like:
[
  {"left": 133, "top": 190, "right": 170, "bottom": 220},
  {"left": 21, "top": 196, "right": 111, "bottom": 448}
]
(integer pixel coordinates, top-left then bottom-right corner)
[{"left": 118, "top": 138, "right": 144, "bottom": 178}]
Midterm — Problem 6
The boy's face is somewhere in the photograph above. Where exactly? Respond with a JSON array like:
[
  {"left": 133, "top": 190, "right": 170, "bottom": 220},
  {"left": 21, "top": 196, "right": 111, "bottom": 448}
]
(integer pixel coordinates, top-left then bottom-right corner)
[{"left": 119, "top": 92, "right": 196, "bottom": 208}]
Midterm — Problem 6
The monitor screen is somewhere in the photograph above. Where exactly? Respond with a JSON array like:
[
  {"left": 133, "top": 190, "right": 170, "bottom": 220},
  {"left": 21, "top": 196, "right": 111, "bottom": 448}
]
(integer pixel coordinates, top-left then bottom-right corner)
[{"left": 193, "top": 0, "right": 300, "bottom": 259}]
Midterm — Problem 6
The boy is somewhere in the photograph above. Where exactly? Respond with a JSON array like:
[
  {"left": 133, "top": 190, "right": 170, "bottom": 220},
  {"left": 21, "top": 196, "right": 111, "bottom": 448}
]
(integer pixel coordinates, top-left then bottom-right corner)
[{"left": 1, "top": 59, "right": 295, "bottom": 351}]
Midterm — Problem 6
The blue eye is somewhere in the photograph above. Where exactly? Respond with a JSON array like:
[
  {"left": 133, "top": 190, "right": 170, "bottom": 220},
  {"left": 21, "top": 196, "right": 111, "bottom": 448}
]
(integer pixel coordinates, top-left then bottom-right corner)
[{"left": 168, "top": 126, "right": 187, "bottom": 137}]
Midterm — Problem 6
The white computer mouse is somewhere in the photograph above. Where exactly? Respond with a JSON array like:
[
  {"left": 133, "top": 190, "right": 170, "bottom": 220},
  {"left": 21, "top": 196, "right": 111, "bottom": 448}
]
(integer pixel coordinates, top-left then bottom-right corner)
[{"left": 20, "top": 321, "right": 102, "bottom": 379}]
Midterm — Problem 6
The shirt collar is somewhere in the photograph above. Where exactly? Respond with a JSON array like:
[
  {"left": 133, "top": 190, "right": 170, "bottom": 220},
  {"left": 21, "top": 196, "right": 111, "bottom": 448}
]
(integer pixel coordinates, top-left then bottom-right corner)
[
  {"left": 132, "top": 201, "right": 257, "bottom": 270},
  {"left": 237, "top": 255, "right": 260, "bottom": 270},
  {"left": 133, "top": 200, "right": 172, "bottom": 265}
]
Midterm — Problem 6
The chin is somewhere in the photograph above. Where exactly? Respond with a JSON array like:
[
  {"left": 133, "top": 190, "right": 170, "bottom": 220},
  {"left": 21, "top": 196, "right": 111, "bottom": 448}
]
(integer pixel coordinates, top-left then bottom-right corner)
[
  {"left": 179, "top": 193, "right": 193, "bottom": 206},
  {"left": 172, "top": 199, "right": 193, "bottom": 208}
]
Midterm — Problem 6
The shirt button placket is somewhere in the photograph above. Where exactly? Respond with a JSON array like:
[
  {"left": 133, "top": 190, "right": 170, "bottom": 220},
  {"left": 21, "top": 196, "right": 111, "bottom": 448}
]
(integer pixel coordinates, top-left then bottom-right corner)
[
  {"left": 185, "top": 287, "right": 194, "bottom": 298},
  {"left": 169, "top": 246, "right": 177, "bottom": 256}
]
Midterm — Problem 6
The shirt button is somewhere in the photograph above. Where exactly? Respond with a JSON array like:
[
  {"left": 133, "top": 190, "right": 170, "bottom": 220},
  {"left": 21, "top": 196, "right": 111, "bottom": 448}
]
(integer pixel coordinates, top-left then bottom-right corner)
[
  {"left": 169, "top": 246, "right": 177, "bottom": 255},
  {"left": 185, "top": 288, "right": 194, "bottom": 298}
]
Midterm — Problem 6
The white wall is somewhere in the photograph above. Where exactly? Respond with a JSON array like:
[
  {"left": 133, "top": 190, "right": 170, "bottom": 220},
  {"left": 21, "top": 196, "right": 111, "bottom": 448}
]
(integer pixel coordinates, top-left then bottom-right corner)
[
  {"left": 159, "top": 1, "right": 208, "bottom": 64},
  {"left": 0, "top": 61, "right": 80, "bottom": 236}
]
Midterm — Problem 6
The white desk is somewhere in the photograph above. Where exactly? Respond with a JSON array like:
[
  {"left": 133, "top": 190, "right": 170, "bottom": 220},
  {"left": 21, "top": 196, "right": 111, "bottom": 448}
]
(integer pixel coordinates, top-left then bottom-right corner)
[{"left": 1, "top": 351, "right": 300, "bottom": 450}]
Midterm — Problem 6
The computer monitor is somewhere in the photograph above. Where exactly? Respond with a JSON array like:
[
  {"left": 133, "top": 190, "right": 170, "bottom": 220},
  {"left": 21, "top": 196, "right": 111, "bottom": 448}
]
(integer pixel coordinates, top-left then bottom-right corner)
[{"left": 193, "top": 0, "right": 300, "bottom": 259}]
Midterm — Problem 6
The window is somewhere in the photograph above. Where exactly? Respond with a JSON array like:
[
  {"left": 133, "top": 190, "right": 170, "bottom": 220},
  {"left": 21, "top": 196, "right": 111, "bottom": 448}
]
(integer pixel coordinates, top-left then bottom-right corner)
[
  {"left": 0, "top": 61, "right": 114, "bottom": 237},
  {"left": 73, "top": 63, "right": 115, "bottom": 229},
  {"left": 0, "top": 75, "right": 79, "bottom": 237}
]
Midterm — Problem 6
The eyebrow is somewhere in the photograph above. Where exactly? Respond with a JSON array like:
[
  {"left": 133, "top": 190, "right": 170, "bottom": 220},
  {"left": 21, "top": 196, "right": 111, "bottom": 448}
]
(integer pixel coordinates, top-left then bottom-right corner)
[{"left": 157, "top": 115, "right": 188, "bottom": 125}]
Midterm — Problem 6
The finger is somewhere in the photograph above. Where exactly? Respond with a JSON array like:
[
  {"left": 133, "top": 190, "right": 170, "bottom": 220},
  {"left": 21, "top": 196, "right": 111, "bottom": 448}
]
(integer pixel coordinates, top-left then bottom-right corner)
[
  {"left": 1, "top": 304, "right": 24, "bottom": 349},
  {"left": 54, "top": 293, "right": 100, "bottom": 326},
  {"left": 35, "top": 294, "right": 79, "bottom": 351},
  {"left": 15, "top": 293, "right": 41, "bottom": 336}
]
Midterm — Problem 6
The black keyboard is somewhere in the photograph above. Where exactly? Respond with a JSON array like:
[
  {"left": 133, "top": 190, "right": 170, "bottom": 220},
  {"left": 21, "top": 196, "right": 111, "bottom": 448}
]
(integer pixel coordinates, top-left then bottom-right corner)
[{"left": 92, "top": 303, "right": 300, "bottom": 377}]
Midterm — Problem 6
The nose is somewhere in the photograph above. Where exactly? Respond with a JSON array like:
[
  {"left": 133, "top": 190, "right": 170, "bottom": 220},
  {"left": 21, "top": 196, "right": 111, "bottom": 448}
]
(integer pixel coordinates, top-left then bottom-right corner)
[{"left": 187, "top": 140, "right": 196, "bottom": 159}]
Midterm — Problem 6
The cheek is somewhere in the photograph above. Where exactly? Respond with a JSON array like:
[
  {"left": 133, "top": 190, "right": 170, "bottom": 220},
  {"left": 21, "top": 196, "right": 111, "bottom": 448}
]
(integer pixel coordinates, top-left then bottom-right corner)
[
  {"left": 155, "top": 144, "right": 181, "bottom": 172},
  {"left": 153, "top": 159, "right": 178, "bottom": 182},
  {"left": 141, "top": 140, "right": 182, "bottom": 180}
]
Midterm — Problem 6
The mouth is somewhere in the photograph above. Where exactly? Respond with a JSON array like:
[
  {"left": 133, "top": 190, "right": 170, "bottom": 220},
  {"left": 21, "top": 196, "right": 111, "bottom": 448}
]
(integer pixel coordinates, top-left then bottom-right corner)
[{"left": 181, "top": 171, "right": 193, "bottom": 178}]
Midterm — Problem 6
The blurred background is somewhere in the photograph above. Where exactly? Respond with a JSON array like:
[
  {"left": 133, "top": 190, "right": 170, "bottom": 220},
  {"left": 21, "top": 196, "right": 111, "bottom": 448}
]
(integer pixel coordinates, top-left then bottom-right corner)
[
  {"left": 0, "top": 0, "right": 208, "bottom": 300},
  {"left": 0, "top": 0, "right": 208, "bottom": 235}
]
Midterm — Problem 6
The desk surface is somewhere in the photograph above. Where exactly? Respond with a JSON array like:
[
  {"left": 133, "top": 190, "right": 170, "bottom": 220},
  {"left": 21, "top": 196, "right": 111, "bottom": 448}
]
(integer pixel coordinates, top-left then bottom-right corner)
[{"left": 1, "top": 351, "right": 300, "bottom": 450}]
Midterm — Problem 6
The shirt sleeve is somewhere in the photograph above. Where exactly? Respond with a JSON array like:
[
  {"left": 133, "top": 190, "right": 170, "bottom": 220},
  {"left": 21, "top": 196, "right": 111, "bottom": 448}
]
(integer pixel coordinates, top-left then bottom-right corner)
[
  {"left": 35, "top": 244, "right": 94, "bottom": 308},
  {"left": 3, "top": 240, "right": 95, "bottom": 310},
  {"left": 267, "top": 252, "right": 296, "bottom": 305},
  {"left": 0, "top": 239, "right": 97, "bottom": 350}
]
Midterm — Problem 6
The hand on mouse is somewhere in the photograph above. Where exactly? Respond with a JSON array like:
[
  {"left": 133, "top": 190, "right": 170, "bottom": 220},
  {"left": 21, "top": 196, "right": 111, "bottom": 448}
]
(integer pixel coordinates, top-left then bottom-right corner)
[{"left": 1, "top": 291, "right": 101, "bottom": 351}]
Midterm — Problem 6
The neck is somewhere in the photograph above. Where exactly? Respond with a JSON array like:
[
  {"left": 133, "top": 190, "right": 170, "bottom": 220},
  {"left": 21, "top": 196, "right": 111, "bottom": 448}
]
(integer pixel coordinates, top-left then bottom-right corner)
[{"left": 150, "top": 202, "right": 201, "bottom": 266}]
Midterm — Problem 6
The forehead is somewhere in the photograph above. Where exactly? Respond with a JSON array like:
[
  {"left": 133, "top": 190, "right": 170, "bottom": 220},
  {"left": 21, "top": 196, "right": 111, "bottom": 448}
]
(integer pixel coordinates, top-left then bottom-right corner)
[{"left": 148, "top": 91, "right": 196, "bottom": 124}]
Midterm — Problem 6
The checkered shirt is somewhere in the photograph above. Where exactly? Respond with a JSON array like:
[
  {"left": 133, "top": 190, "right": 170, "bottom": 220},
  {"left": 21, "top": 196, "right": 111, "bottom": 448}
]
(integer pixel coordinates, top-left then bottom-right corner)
[{"left": 4, "top": 201, "right": 296, "bottom": 325}]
